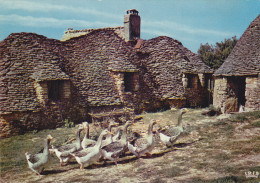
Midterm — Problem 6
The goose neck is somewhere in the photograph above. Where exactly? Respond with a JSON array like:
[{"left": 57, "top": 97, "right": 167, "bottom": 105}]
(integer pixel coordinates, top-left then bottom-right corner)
[{"left": 177, "top": 113, "right": 184, "bottom": 127}]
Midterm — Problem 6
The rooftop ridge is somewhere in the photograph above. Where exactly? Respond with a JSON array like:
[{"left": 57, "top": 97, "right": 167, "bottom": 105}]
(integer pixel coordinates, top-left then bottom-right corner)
[{"left": 61, "top": 26, "right": 124, "bottom": 41}]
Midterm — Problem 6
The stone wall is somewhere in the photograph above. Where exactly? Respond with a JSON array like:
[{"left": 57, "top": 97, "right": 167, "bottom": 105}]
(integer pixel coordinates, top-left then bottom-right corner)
[
  {"left": 213, "top": 75, "right": 260, "bottom": 113},
  {"left": 183, "top": 73, "right": 211, "bottom": 107},
  {"left": 213, "top": 77, "right": 240, "bottom": 113},
  {"left": 213, "top": 77, "right": 228, "bottom": 112},
  {"left": 0, "top": 111, "right": 52, "bottom": 138},
  {"left": 245, "top": 75, "right": 260, "bottom": 111},
  {"left": 166, "top": 98, "right": 186, "bottom": 109},
  {"left": 0, "top": 85, "right": 88, "bottom": 138},
  {"left": 34, "top": 80, "right": 71, "bottom": 103},
  {"left": 34, "top": 81, "right": 48, "bottom": 104},
  {"left": 89, "top": 105, "right": 134, "bottom": 123}
]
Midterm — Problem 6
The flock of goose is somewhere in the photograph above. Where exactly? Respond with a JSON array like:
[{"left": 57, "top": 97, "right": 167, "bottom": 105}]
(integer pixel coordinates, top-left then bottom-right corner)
[{"left": 25, "top": 108, "right": 188, "bottom": 177}]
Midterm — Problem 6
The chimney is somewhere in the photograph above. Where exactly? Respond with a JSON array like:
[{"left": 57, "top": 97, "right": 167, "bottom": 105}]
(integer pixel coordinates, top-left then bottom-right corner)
[{"left": 124, "top": 9, "right": 141, "bottom": 41}]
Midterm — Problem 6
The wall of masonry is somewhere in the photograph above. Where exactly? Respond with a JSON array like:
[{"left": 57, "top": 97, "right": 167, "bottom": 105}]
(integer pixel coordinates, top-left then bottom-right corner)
[{"left": 245, "top": 75, "right": 260, "bottom": 111}]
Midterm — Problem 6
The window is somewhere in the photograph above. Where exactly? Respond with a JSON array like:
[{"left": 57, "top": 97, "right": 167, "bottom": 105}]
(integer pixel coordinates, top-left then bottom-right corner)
[
  {"left": 186, "top": 74, "right": 198, "bottom": 89},
  {"left": 186, "top": 74, "right": 193, "bottom": 88},
  {"left": 124, "top": 72, "right": 135, "bottom": 92},
  {"left": 47, "top": 80, "right": 63, "bottom": 101}
]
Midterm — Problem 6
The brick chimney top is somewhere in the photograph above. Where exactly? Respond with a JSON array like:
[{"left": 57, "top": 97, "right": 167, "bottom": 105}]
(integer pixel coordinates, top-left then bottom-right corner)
[{"left": 126, "top": 9, "right": 139, "bottom": 15}]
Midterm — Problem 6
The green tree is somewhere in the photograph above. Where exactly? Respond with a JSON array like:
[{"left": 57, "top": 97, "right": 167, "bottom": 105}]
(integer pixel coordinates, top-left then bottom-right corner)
[{"left": 198, "top": 37, "right": 237, "bottom": 70}]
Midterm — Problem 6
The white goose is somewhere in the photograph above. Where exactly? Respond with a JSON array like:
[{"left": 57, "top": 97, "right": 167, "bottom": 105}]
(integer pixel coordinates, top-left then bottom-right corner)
[
  {"left": 25, "top": 135, "right": 53, "bottom": 177},
  {"left": 101, "top": 121, "right": 132, "bottom": 166},
  {"left": 81, "top": 122, "right": 96, "bottom": 149},
  {"left": 159, "top": 108, "right": 188, "bottom": 147},
  {"left": 127, "top": 120, "right": 157, "bottom": 158},
  {"left": 51, "top": 124, "right": 84, "bottom": 166},
  {"left": 70, "top": 129, "right": 110, "bottom": 169},
  {"left": 112, "top": 126, "right": 123, "bottom": 142},
  {"left": 101, "top": 119, "right": 119, "bottom": 148}
]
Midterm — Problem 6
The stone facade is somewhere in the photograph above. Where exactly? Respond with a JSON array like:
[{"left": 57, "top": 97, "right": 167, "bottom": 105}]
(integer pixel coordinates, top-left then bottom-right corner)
[
  {"left": 213, "top": 76, "right": 260, "bottom": 113},
  {"left": 213, "top": 15, "right": 260, "bottom": 113},
  {"left": 183, "top": 73, "right": 211, "bottom": 108},
  {"left": 213, "top": 77, "right": 228, "bottom": 112},
  {"left": 245, "top": 75, "right": 260, "bottom": 111}
]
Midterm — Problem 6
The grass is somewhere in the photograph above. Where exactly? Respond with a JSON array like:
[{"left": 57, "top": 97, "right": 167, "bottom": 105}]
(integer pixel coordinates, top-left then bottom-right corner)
[
  {"left": 157, "top": 166, "right": 185, "bottom": 178},
  {"left": 1, "top": 109, "right": 260, "bottom": 182},
  {"left": 252, "top": 120, "right": 260, "bottom": 127},
  {"left": 191, "top": 176, "right": 248, "bottom": 183},
  {"left": 228, "top": 111, "right": 260, "bottom": 123},
  {"left": 151, "top": 177, "right": 167, "bottom": 183},
  {"left": 0, "top": 127, "right": 77, "bottom": 174}
]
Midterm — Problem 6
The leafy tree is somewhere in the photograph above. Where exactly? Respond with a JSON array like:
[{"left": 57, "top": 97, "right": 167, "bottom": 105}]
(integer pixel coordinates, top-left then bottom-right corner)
[{"left": 198, "top": 37, "right": 237, "bottom": 70}]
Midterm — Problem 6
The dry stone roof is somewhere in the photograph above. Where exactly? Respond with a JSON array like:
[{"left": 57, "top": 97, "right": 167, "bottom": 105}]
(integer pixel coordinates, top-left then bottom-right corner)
[
  {"left": 0, "top": 33, "right": 65, "bottom": 113},
  {"left": 31, "top": 62, "right": 70, "bottom": 81},
  {"left": 214, "top": 15, "right": 260, "bottom": 76},
  {"left": 60, "top": 29, "right": 137, "bottom": 106},
  {"left": 0, "top": 28, "right": 211, "bottom": 113},
  {"left": 135, "top": 36, "right": 213, "bottom": 99},
  {"left": 62, "top": 26, "right": 125, "bottom": 41}
]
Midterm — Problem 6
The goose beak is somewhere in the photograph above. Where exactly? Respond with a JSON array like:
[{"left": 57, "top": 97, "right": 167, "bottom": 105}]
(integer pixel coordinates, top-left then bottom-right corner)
[{"left": 48, "top": 135, "right": 54, "bottom": 140}]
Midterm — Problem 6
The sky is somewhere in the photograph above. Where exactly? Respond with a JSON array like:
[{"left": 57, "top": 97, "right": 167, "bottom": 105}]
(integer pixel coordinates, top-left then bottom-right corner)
[{"left": 0, "top": 0, "right": 259, "bottom": 53}]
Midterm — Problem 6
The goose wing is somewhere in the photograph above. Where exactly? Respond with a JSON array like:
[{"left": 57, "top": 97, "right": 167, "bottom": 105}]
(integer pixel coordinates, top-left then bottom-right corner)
[
  {"left": 57, "top": 143, "right": 76, "bottom": 152},
  {"left": 71, "top": 148, "right": 93, "bottom": 158},
  {"left": 102, "top": 141, "right": 127, "bottom": 158},
  {"left": 161, "top": 127, "right": 182, "bottom": 137},
  {"left": 102, "top": 142, "right": 124, "bottom": 152},
  {"left": 134, "top": 137, "right": 148, "bottom": 151},
  {"left": 82, "top": 139, "right": 96, "bottom": 149},
  {"left": 27, "top": 153, "right": 42, "bottom": 164}
]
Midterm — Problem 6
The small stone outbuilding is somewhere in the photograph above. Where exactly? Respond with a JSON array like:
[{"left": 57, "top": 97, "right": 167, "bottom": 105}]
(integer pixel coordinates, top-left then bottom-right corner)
[{"left": 213, "top": 15, "right": 260, "bottom": 113}]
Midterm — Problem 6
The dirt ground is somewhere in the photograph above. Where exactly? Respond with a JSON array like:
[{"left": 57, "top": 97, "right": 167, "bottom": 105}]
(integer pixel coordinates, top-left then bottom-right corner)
[{"left": 1, "top": 108, "right": 260, "bottom": 183}]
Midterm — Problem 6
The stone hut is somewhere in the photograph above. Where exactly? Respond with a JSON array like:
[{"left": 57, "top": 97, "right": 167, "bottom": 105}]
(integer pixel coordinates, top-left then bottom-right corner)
[
  {"left": 0, "top": 9, "right": 213, "bottom": 137},
  {"left": 132, "top": 36, "right": 213, "bottom": 111},
  {"left": 213, "top": 15, "right": 260, "bottom": 113}
]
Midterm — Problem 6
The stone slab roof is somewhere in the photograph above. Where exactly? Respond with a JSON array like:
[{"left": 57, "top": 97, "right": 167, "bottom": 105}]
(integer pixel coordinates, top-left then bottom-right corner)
[
  {"left": 31, "top": 62, "right": 70, "bottom": 81},
  {"left": 135, "top": 36, "right": 213, "bottom": 99},
  {"left": 0, "top": 33, "right": 65, "bottom": 113},
  {"left": 60, "top": 29, "right": 137, "bottom": 106},
  {"left": 61, "top": 27, "right": 125, "bottom": 41},
  {"left": 214, "top": 15, "right": 260, "bottom": 76},
  {"left": 0, "top": 28, "right": 213, "bottom": 113}
]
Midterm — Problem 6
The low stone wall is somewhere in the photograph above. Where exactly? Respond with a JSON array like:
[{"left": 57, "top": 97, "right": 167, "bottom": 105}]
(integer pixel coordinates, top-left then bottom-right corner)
[
  {"left": 0, "top": 111, "right": 52, "bottom": 138},
  {"left": 166, "top": 98, "right": 186, "bottom": 109},
  {"left": 0, "top": 97, "right": 89, "bottom": 138}
]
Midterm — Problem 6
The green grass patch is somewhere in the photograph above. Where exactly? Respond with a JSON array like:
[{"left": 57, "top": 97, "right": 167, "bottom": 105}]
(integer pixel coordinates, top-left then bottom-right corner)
[
  {"left": 228, "top": 111, "right": 260, "bottom": 123},
  {"left": 0, "top": 126, "right": 78, "bottom": 174}
]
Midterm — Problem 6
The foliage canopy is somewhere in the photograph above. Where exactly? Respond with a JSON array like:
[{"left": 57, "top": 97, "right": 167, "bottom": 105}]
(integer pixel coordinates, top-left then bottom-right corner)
[{"left": 197, "top": 37, "right": 238, "bottom": 70}]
